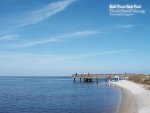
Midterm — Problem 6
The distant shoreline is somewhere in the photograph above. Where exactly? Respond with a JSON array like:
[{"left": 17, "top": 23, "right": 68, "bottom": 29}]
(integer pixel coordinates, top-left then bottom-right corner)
[{"left": 111, "top": 80, "right": 150, "bottom": 113}]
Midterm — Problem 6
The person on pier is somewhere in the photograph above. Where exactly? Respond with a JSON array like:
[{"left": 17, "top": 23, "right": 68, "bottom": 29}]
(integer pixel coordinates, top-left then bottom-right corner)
[{"left": 108, "top": 76, "right": 110, "bottom": 82}]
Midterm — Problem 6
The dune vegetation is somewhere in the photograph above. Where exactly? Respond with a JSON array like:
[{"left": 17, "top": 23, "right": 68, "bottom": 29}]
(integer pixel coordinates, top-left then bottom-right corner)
[{"left": 128, "top": 74, "right": 150, "bottom": 85}]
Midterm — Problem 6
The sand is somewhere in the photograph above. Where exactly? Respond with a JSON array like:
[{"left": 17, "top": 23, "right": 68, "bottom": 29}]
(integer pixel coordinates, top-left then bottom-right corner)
[{"left": 111, "top": 80, "right": 150, "bottom": 113}]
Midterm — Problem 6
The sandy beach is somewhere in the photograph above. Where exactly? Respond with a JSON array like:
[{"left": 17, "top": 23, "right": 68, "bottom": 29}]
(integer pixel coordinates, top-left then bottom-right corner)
[{"left": 111, "top": 80, "right": 150, "bottom": 113}]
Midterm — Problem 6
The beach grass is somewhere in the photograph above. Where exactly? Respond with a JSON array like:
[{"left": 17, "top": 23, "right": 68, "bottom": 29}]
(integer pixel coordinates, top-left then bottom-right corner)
[{"left": 128, "top": 74, "right": 150, "bottom": 85}]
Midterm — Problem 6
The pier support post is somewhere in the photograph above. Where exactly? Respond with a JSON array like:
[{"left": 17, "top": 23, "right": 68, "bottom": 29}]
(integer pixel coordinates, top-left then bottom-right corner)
[
  {"left": 86, "top": 78, "right": 88, "bottom": 82},
  {"left": 85, "top": 78, "right": 92, "bottom": 82},
  {"left": 90, "top": 78, "right": 92, "bottom": 82},
  {"left": 80, "top": 78, "right": 81, "bottom": 82},
  {"left": 96, "top": 78, "right": 98, "bottom": 82},
  {"left": 74, "top": 78, "right": 76, "bottom": 82},
  {"left": 84, "top": 78, "right": 85, "bottom": 82}
]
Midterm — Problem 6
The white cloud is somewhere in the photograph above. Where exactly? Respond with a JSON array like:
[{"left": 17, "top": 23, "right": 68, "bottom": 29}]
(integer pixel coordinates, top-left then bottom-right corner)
[
  {"left": 71, "top": 31, "right": 101, "bottom": 36},
  {"left": 75, "top": 49, "right": 134, "bottom": 58},
  {"left": 0, "top": 49, "right": 134, "bottom": 76},
  {"left": 114, "top": 24, "right": 142, "bottom": 29},
  {"left": 0, "top": 30, "right": 101, "bottom": 48},
  {"left": 16, "top": 0, "right": 76, "bottom": 27},
  {"left": 100, "top": 49, "right": 134, "bottom": 54},
  {"left": 0, "top": 49, "right": 134, "bottom": 64},
  {"left": 12, "top": 38, "right": 60, "bottom": 48},
  {"left": 58, "top": 31, "right": 102, "bottom": 39},
  {"left": 0, "top": 34, "right": 19, "bottom": 41},
  {"left": 0, "top": 0, "right": 76, "bottom": 35},
  {"left": 0, "top": 51, "right": 81, "bottom": 65}
]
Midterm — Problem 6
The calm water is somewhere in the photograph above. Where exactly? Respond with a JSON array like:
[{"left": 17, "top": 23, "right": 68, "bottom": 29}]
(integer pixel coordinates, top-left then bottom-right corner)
[{"left": 0, "top": 76, "right": 122, "bottom": 113}]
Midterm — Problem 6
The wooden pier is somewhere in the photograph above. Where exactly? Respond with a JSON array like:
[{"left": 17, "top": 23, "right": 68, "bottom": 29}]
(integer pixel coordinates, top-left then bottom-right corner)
[{"left": 72, "top": 73, "right": 134, "bottom": 82}]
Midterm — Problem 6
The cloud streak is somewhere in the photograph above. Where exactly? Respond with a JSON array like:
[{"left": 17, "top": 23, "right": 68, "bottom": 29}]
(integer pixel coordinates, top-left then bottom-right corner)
[
  {"left": 58, "top": 31, "right": 101, "bottom": 39},
  {"left": 0, "top": 51, "right": 82, "bottom": 65},
  {"left": 14, "top": 0, "right": 76, "bottom": 28},
  {"left": 0, "top": 30, "right": 101, "bottom": 48},
  {"left": 0, "top": 34, "right": 19, "bottom": 41},
  {"left": 114, "top": 24, "right": 142, "bottom": 29},
  {"left": 0, "top": 0, "right": 76, "bottom": 36},
  {"left": 75, "top": 49, "right": 134, "bottom": 58},
  {"left": 0, "top": 49, "right": 134, "bottom": 64}
]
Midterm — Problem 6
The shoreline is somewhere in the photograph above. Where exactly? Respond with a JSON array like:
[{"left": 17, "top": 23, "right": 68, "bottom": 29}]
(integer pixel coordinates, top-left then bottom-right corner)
[{"left": 111, "top": 80, "right": 150, "bottom": 113}]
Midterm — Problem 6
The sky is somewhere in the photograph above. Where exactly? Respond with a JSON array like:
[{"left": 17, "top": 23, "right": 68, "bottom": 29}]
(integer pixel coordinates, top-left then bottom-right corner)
[{"left": 0, "top": 0, "right": 150, "bottom": 76}]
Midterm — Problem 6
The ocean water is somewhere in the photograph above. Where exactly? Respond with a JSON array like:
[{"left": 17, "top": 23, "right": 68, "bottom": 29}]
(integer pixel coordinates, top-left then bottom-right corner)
[{"left": 0, "top": 76, "right": 122, "bottom": 113}]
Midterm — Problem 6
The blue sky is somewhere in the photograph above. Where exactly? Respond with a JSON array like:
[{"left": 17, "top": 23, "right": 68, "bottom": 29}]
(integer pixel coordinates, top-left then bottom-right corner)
[{"left": 0, "top": 0, "right": 150, "bottom": 76}]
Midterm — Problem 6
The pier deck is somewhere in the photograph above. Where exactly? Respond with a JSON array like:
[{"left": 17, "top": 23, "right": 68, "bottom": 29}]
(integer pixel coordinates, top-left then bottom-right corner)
[{"left": 72, "top": 73, "right": 134, "bottom": 82}]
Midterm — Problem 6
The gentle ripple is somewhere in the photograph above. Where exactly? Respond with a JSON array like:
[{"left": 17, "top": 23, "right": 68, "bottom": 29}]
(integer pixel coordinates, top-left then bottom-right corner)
[{"left": 0, "top": 76, "right": 122, "bottom": 113}]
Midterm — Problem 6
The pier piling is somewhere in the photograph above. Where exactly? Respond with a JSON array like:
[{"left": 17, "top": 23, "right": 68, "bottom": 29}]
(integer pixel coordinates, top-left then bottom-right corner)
[{"left": 96, "top": 78, "right": 98, "bottom": 82}]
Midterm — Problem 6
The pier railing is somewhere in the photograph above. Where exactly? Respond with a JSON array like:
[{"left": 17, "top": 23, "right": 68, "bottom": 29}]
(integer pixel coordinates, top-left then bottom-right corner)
[{"left": 72, "top": 73, "right": 134, "bottom": 78}]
